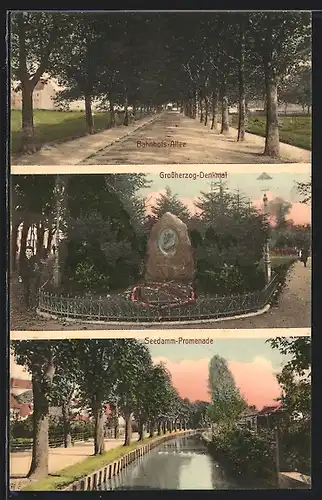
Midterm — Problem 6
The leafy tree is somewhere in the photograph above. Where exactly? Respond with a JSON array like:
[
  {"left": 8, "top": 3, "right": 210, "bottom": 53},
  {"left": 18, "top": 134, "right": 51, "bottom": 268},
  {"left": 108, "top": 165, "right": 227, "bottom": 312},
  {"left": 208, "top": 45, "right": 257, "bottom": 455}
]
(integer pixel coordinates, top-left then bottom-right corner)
[
  {"left": 208, "top": 355, "right": 247, "bottom": 427},
  {"left": 74, "top": 340, "right": 122, "bottom": 455},
  {"left": 53, "top": 13, "right": 108, "bottom": 133},
  {"left": 134, "top": 362, "right": 173, "bottom": 440},
  {"left": 11, "top": 175, "right": 56, "bottom": 271},
  {"left": 113, "top": 340, "right": 152, "bottom": 446},
  {"left": 11, "top": 340, "right": 76, "bottom": 478},
  {"left": 149, "top": 186, "right": 191, "bottom": 223},
  {"left": 296, "top": 179, "right": 311, "bottom": 205},
  {"left": 267, "top": 197, "right": 292, "bottom": 229},
  {"left": 267, "top": 337, "right": 311, "bottom": 474},
  {"left": 49, "top": 366, "right": 79, "bottom": 448},
  {"left": 10, "top": 12, "right": 69, "bottom": 152},
  {"left": 248, "top": 12, "right": 311, "bottom": 157},
  {"left": 190, "top": 400, "right": 212, "bottom": 429}
]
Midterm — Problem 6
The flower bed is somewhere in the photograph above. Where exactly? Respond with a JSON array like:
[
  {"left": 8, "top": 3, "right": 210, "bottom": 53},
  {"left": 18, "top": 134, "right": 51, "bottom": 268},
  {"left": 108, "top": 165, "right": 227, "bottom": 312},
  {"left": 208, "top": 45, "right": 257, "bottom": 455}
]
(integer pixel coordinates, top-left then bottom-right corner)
[{"left": 130, "top": 282, "right": 196, "bottom": 309}]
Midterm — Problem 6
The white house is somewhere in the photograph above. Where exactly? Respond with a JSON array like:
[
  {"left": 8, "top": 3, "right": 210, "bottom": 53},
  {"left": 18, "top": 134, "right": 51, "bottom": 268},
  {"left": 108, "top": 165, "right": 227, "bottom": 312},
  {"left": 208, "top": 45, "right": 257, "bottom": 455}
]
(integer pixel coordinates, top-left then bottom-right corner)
[{"left": 11, "top": 76, "right": 100, "bottom": 111}]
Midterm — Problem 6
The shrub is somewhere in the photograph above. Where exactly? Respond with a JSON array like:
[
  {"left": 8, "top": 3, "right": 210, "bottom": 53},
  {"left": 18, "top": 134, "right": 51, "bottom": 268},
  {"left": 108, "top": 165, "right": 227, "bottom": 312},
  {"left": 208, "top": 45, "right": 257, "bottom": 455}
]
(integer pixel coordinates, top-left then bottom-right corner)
[
  {"left": 209, "top": 426, "right": 276, "bottom": 481},
  {"left": 196, "top": 264, "right": 265, "bottom": 295},
  {"left": 280, "top": 419, "right": 311, "bottom": 476},
  {"left": 10, "top": 415, "right": 33, "bottom": 439},
  {"left": 74, "top": 262, "right": 110, "bottom": 291}
]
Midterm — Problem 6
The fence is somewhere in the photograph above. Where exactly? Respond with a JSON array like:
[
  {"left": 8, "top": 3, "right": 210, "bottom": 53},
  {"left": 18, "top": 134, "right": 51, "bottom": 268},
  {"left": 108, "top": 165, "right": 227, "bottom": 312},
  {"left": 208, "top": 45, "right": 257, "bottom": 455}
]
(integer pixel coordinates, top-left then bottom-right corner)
[
  {"left": 37, "top": 273, "right": 280, "bottom": 323},
  {"left": 10, "top": 432, "right": 90, "bottom": 453}
]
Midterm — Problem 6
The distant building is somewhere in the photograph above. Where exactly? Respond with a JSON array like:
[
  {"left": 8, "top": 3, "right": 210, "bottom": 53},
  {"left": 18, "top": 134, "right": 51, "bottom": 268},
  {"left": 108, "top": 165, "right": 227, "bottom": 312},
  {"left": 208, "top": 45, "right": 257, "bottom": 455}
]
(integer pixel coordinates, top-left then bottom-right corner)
[
  {"left": 9, "top": 378, "right": 128, "bottom": 427},
  {"left": 11, "top": 77, "right": 99, "bottom": 111},
  {"left": 10, "top": 378, "right": 33, "bottom": 420},
  {"left": 238, "top": 403, "right": 288, "bottom": 433}
]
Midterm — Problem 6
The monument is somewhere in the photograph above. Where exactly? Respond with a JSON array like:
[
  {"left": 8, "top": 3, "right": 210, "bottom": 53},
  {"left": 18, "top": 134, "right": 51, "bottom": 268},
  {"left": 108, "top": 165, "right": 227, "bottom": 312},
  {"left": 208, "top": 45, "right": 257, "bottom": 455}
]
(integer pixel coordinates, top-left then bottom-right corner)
[{"left": 131, "top": 212, "right": 196, "bottom": 307}]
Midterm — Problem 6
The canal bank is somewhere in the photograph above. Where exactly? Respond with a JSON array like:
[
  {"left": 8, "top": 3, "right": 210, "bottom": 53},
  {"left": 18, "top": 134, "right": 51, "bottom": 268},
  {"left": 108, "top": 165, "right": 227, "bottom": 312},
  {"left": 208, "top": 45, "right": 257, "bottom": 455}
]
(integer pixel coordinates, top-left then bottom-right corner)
[
  {"left": 98, "top": 434, "right": 272, "bottom": 490},
  {"left": 63, "top": 430, "right": 198, "bottom": 491}
]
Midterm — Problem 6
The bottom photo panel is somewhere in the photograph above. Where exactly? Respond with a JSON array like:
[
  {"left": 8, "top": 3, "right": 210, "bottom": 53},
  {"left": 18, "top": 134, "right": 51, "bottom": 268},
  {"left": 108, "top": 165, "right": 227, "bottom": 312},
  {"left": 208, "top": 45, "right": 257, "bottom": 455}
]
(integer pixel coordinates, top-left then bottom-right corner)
[{"left": 9, "top": 335, "right": 311, "bottom": 492}]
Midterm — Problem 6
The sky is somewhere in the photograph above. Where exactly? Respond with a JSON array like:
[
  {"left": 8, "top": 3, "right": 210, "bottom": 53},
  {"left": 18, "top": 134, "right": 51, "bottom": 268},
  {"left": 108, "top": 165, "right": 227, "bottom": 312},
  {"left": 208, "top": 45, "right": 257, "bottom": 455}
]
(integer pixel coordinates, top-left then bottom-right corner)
[
  {"left": 147, "top": 338, "right": 292, "bottom": 410},
  {"left": 139, "top": 171, "right": 311, "bottom": 226},
  {"left": 10, "top": 338, "right": 292, "bottom": 411}
]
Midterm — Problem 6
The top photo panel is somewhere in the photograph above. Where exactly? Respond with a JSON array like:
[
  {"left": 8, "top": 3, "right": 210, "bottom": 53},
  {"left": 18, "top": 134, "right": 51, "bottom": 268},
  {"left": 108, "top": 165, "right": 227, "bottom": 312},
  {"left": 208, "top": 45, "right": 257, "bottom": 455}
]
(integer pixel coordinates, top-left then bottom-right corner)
[{"left": 10, "top": 11, "right": 311, "bottom": 166}]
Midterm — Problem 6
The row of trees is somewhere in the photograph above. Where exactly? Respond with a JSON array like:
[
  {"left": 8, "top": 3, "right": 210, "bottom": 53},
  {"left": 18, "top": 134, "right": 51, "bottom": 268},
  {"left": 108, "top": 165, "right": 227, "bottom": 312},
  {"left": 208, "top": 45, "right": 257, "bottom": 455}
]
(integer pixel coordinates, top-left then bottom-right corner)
[
  {"left": 11, "top": 12, "right": 311, "bottom": 155},
  {"left": 12, "top": 174, "right": 310, "bottom": 296},
  {"left": 12, "top": 175, "right": 268, "bottom": 294},
  {"left": 11, "top": 339, "right": 210, "bottom": 479}
]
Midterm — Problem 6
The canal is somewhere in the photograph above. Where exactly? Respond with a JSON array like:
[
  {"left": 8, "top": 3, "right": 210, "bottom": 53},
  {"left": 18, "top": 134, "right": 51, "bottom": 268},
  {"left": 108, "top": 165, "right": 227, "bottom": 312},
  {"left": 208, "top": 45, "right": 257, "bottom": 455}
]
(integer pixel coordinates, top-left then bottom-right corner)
[{"left": 99, "top": 434, "right": 271, "bottom": 490}]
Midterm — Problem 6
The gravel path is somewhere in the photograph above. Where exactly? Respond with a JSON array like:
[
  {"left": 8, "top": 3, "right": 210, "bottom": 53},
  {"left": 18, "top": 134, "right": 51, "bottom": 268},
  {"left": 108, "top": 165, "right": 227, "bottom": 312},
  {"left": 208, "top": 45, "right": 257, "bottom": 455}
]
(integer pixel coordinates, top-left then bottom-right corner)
[
  {"left": 81, "top": 112, "right": 311, "bottom": 165},
  {"left": 10, "top": 259, "right": 310, "bottom": 332},
  {"left": 12, "top": 112, "right": 311, "bottom": 166},
  {"left": 10, "top": 434, "right": 141, "bottom": 491}
]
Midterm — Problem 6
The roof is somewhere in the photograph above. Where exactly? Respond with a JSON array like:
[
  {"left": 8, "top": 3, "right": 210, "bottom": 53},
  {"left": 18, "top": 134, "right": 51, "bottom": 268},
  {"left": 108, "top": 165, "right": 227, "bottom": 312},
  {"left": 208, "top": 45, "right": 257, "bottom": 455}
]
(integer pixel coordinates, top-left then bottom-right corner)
[
  {"left": 257, "top": 404, "right": 284, "bottom": 416},
  {"left": 10, "top": 378, "right": 32, "bottom": 390},
  {"left": 14, "top": 390, "right": 33, "bottom": 404},
  {"left": 10, "top": 394, "right": 33, "bottom": 418}
]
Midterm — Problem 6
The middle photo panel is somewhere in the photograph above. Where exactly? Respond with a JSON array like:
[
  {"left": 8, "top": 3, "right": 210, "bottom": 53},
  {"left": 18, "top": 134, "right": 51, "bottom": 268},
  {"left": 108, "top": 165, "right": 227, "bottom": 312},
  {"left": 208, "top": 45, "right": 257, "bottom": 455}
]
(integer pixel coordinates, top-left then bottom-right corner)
[{"left": 11, "top": 165, "right": 311, "bottom": 332}]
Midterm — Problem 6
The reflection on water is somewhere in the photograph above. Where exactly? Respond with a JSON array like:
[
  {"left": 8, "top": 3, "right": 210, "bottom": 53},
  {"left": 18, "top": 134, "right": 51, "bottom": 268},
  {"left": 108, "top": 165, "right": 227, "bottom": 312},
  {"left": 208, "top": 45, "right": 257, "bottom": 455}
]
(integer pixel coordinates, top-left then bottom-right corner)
[{"left": 99, "top": 435, "right": 254, "bottom": 491}]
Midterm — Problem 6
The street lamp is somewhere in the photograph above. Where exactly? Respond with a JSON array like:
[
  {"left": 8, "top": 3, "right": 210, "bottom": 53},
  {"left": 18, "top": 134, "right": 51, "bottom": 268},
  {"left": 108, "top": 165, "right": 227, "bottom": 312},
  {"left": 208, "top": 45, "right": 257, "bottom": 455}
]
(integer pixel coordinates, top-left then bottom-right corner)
[{"left": 257, "top": 172, "right": 272, "bottom": 284}]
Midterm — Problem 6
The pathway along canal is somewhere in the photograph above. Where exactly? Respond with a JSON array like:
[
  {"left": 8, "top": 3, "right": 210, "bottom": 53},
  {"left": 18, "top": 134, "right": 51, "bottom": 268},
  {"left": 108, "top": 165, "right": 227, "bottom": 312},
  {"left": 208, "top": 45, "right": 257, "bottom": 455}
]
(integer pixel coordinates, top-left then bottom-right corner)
[{"left": 99, "top": 434, "right": 274, "bottom": 490}]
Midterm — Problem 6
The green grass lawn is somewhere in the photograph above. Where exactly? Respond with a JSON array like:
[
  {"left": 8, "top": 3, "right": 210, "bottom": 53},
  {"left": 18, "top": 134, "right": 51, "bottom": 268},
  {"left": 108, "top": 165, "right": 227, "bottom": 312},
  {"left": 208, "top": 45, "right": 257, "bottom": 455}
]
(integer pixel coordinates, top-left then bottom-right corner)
[
  {"left": 22, "top": 431, "right": 182, "bottom": 491},
  {"left": 11, "top": 109, "right": 113, "bottom": 154},
  {"left": 230, "top": 114, "right": 311, "bottom": 151}
]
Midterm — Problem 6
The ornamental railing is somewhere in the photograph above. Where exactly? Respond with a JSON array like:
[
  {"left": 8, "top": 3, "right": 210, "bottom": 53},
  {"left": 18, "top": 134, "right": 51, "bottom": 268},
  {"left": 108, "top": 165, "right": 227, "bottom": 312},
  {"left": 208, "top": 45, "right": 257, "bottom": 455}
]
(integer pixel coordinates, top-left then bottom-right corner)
[{"left": 37, "top": 273, "right": 280, "bottom": 323}]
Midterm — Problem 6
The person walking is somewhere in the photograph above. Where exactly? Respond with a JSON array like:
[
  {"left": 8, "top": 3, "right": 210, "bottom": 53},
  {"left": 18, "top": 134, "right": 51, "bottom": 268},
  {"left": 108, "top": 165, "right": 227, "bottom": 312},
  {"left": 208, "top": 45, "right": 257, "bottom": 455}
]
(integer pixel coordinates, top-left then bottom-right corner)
[
  {"left": 18, "top": 246, "right": 40, "bottom": 308},
  {"left": 301, "top": 246, "right": 309, "bottom": 268}
]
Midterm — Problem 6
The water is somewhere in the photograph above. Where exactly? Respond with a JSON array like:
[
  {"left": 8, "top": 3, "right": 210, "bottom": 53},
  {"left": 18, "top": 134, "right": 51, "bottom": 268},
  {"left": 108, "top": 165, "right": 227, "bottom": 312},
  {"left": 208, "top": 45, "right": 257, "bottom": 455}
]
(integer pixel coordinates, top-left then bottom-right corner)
[{"left": 99, "top": 435, "right": 253, "bottom": 491}]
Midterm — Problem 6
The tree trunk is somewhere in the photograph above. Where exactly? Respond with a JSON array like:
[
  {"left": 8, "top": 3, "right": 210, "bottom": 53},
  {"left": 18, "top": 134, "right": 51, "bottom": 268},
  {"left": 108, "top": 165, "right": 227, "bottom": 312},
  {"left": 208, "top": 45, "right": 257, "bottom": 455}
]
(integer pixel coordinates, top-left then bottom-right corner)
[
  {"left": 204, "top": 96, "right": 209, "bottom": 126},
  {"left": 138, "top": 419, "right": 144, "bottom": 441},
  {"left": 11, "top": 221, "right": 21, "bottom": 273},
  {"left": 157, "top": 421, "right": 162, "bottom": 436},
  {"left": 28, "top": 378, "right": 49, "bottom": 478},
  {"left": 21, "top": 82, "right": 36, "bottom": 153},
  {"left": 123, "top": 411, "right": 132, "bottom": 446},
  {"left": 17, "top": 13, "right": 36, "bottom": 153},
  {"left": 84, "top": 94, "right": 94, "bottom": 134},
  {"left": 211, "top": 90, "right": 219, "bottom": 131},
  {"left": 264, "top": 65, "right": 280, "bottom": 158},
  {"left": 220, "top": 88, "right": 230, "bottom": 135},
  {"left": 149, "top": 421, "right": 154, "bottom": 438},
  {"left": 36, "top": 223, "right": 45, "bottom": 254},
  {"left": 53, "top": 176, "right": 61, "bottom": 288},
  {"left": 27, "top": 354, "right": 55, "bottom": 479},
  {"left": 123, "top": 95, "right": 129, "bottom": 126},
  {"left": 237, "top": 21, "right": 246, "bottom": 142},
  {"left": 53, "top": 176, "right": 68, "bottom": 288},
  {"left": 93, "top": 400, "right": 105, "bottom": 455},
  {"left": 109, "top": 93, "right": 115, "bottom": 126},
  {"left": 19, "top": 219, "right": 30, "bottom": 266},
  {"left": 46, "top": 226, "right": 53, "bottom": 251},
  {"left": 199, "top": 92, "right": 204, "bottom": 123},
  {"left": 62, "top": 402, "right": 72, "bottom": 448},
  {"left": 192, "top": 89, "right": 198, "bottom": 119},
  {"left": 114, "top": 421, "right": 120, "bottom": 439}
]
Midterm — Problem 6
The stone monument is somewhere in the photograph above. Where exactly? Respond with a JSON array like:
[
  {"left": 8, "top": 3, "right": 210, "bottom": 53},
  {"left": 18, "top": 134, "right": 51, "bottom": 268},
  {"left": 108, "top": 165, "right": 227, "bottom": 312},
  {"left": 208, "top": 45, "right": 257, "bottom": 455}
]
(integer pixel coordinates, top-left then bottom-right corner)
[
  {"left": 132, "top": 212, "right": 195, "bottom": 306},
  {"left": 145, "top": 212, "right": 194, "bottom": 282}
]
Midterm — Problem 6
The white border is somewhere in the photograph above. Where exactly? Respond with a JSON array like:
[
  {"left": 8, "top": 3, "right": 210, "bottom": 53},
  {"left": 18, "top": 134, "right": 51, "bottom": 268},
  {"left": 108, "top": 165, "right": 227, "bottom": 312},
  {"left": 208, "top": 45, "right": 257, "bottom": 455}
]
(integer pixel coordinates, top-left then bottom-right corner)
[
  {"left": 11, "top": 164, "right": 311, "bottom": 175},
  {"left": 10, "top": 328, "right": 310, "bottom": 341}
]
